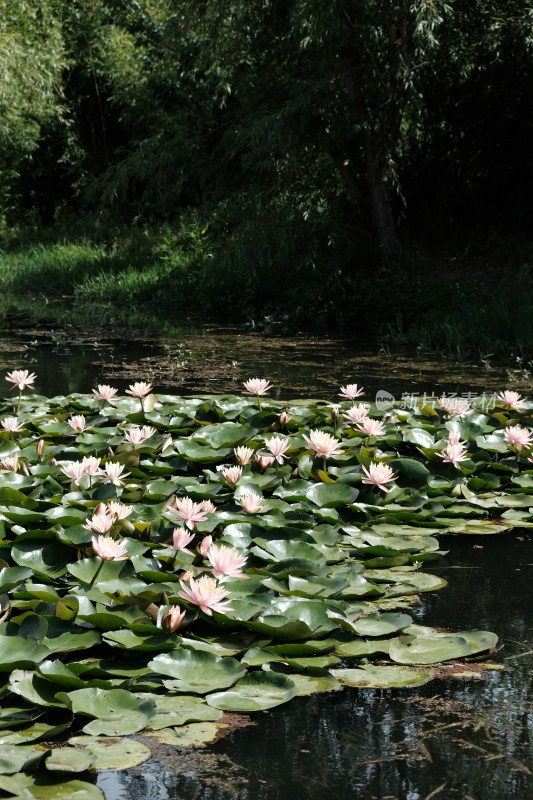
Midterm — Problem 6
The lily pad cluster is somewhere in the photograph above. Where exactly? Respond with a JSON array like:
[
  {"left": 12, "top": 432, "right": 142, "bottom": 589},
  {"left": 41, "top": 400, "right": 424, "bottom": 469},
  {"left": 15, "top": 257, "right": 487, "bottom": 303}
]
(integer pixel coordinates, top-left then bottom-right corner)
[{"left": 0, "top": 376, "right": 527, "bottom": 797}]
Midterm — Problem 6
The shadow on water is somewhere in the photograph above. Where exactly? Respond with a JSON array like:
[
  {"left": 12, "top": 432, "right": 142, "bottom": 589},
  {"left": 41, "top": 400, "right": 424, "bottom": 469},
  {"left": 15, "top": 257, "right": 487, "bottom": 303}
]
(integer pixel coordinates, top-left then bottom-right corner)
[
  {"left": 0, "top": 308, "right": 532, "bottom": 401},
  {"left": 96, "top": 535, "right": 532, "bottom": 800}
]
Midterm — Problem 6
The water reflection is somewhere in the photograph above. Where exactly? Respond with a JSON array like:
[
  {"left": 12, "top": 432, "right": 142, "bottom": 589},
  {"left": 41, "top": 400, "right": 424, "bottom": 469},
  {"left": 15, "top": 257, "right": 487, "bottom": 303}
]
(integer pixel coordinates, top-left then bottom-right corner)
[
  {"left": 98, "top": 536, "right": 532, "bottom": 800},
  {"left": 0, "top": 319, "right": 531, "bottom": 400}
]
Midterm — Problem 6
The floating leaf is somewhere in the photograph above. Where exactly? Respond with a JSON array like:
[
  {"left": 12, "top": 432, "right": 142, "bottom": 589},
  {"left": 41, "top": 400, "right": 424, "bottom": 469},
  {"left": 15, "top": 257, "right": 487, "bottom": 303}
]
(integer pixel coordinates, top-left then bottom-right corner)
[
  {"left": 136, "top": 693, "right": 223, "bottom": 729},
  {"left": 57, "top": 688, "right": 156, "bottom": 735},
  {"left": 389, "top": 630, "right": 498, "bottom": 664},
  {"left": 148, "top": 649, "right": 245, "bottom": 694},
  {"left": 331, "top": 664, "right": 435, "bottom": 688},
  {"left": 206, "top": 671, "right": 297, "bottom": 712},
  {"left": 0, "top": 774, "right": 104, "bottom": 799},
  {"left": 67, "top": 736, "right": 152, "bottom": 770},
  {"left": 45, "top": 748, "right": 94, "bottom": 773},
  {"left": 0, "top": 637, "right": 49, "bottom": 671},
  {"left": 306, "top": 482, "right": 359, "bottom": 508}
]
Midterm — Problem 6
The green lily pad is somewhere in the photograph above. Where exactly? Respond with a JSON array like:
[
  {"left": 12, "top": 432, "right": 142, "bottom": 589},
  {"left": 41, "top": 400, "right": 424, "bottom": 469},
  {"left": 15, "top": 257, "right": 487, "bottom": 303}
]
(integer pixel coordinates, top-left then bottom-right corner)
[
  {"left": 103, "top": 629, "right": 179, "bottom": 652},
  {"left": 148, "top": 649, "right": 246, "bottom": 694},
  {"left": 68, "top": 736, "right": 152, "bottom": 769},
  {"left": 147, "top": 721, "right": 221, "bottom": 748},
  {"left": 0, "top": 774, "right": 104, "bottom": 799},
  {"left": 0, "top": 745, "right": 45, "bottom": 775},
  {"left": 0, "top": 637, "right": 50, "bottom": 671},
  {"left": 331, "top": 664, "right": 435, "bottom": 688},
  {"left": 333, "top": 611, "right": 413, "bottom": 637},
  {"left": 11, "top": 540, "right": 74, "bottom": 578},
  {"left": 136, "top": 693, "right": 223, "bottom": 729},
  {"left": 206, "top": 671, "right": 297, "bottom": 712},
  {"left": 306, "top": 482, "right": 359, "bottom": 508},
  {"left": 288, "top": 670, "right": 342, "bottom": 696},
  {"left": 389, "top": 630, "right": 498, "bottom": 664},
  {"left": 192, "top": 423, "right": 257, "bottom": 448},
  {"left": 57, "top": 688, "right": 156, "bottom": 735},
  {"left": 45, "top": 748, "right": 94, "bottom": 773}
]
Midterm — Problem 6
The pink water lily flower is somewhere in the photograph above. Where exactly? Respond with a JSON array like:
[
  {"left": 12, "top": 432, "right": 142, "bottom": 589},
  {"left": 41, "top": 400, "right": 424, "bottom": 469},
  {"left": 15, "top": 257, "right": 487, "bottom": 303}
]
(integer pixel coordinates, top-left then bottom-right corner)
[
  {"left": 339, "top": 384, "right": 365, "bottom": 400},
  {"left": 498, "top": 390, "right": 524, "bottom": 411},
  {"left": 107, "top": 501, "right": 132, "bottom": 520},
  {"left": 60, "top": 461, "right": 87, "bottom": 485},
  {"left": 438, "top": 442, "right": 470, "bottom": 468},
  {"left": 172, "top": 527, "right": 195, "bottom": 551},
  {"left": 171, "top": 496, "right": 208, "bottom": 530},
  {"left": 68, "top": 415, "right": 86, "bottom": 433},
  {"left": 123, "top": 425, "right": 156, "bottom": 445},
  {"left": 207, "top": 544, "right": 247, "bottom": 579},
  {"left": 303, "top": 429, "right": 343, "bottom": 459},
  {"left": 255, "top": 452, "right": 275, "bottom": 470},
  {"left": 162, "top": 605, "right": 186, "bottom": 633},
  {"left": 92, "top": 384, "right": 118, "bottom": 404},
  {"left": 447, "top": 431, "right": 463, "bottom": 445},
  {"left": 361, "top": 462, "right": 398, "bottom": 493},
  {"left": 356, "top": 418, "right": 385, "bottom": 437},
  {"left": 200, "top": 499, "right": 216, "bottom": 515},
  {"left": 243, "top": 378, "right": 272, "bottom": 396},
  {"left": 265, "top": 435, "right": 290, "bottom": 464},
  {"left": 81, "top": 456, "right": 101, "bottom": 476},
  {"left": 239, "top": 490, "right": 264, "bottom": 514},
  {"left": 5, "top": 370, "right": 36, "bottom": 391},
  {"left": 126, "top": 381, "right": 153, "bottom": 398},
  {"left": 1, "top": 455, "right": 19, "bottom": 472},
  {"left": 178, "top": 575, "right": 231, "bottom": 616},
  {"left": 279, "top": 410, "right": 291, "bottom": 425},
  {"left": 234, "top": 446, "right": 255, "bottom": 465},
  {"left": 198, "top": 535, "right": 213, "bottom": 557},
  {"left": 1, "top": 417, "right": 23, "bottom": 432},
  {"left": 344, "top": 404, "right": 370, "bottom": 424},
  {"left": 504, "top": 425, "right": 532, "bottom": 451},
  {"left": 438, "top": 397, "right": 471, "bottom": 416},
  {"left": 221, "top": 466, "right": 242, "bottom": 485},
  {"left": 91, "top": 535, "right": 128, "bottom": 560},
  {"left": 84, "top": 506, "right": 115, "bottom": 534},
  {"left": 100, "top": 462, "right": 130, "bottom": 486}
]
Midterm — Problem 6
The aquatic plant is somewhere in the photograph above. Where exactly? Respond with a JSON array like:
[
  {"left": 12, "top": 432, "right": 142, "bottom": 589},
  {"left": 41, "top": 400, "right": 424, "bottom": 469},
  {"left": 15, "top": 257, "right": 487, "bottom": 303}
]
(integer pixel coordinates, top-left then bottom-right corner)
[{"left": 0, "top": 373, "right": 529, "bottom": 796}]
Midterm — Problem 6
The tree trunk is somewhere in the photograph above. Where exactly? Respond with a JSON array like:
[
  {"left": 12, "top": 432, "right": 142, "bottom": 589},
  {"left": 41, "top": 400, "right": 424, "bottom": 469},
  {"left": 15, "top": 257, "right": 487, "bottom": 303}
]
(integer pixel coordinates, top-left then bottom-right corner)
[{"left": 364, "top": 131, "right": 401, "bottom": 260}]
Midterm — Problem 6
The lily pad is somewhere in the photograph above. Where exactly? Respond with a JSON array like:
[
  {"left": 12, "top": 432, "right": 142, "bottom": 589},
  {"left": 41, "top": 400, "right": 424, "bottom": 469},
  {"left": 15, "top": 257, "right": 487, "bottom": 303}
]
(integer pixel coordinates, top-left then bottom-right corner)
[
  {"left": 57, "top": 688, "right": 156, "bottom": 735},
  {"left": 68, "top": 736, "right": 152, "bottom": 769},
  {"left": 136, "top": 693, "right": 223, "bottom": 729},
  {"left": 206, "top": 671, "right": 297, "bottom": 712},
  {"left": 389, "top": 630, "right": 498, "bottom": 664},
  {"left": 331, "top": 664, "right": 435, "bottom": 688},
  {"left": 148, "top": 649, "right": 246, "bottom": 694}
]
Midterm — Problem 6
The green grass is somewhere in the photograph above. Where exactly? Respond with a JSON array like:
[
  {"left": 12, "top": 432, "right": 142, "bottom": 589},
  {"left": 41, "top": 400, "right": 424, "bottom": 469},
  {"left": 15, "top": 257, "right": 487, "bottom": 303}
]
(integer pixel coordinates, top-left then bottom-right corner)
[{"left": 1, "top": 229, "right": 533, "bottom": 360}]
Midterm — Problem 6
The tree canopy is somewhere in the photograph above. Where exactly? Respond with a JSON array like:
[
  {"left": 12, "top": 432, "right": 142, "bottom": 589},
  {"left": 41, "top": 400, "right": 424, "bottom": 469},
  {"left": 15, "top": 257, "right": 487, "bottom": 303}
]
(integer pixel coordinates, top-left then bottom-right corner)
[{"left": 2, "top": 0, "right": 533, "bottom": 261}]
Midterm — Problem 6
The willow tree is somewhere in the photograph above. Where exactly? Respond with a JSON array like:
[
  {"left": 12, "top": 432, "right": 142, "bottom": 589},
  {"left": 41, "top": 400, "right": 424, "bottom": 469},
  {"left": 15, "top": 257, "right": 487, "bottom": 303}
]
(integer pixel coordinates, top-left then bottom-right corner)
[{"left": 0, "top": 0, "right": 65, "bottom": 225}]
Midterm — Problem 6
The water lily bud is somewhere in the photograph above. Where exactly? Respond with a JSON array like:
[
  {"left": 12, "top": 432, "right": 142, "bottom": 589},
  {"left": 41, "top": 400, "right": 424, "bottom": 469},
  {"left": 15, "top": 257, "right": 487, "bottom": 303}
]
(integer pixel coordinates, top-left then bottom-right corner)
[{"left": 279, "top": 410, "right": 291, "bottom": 426}]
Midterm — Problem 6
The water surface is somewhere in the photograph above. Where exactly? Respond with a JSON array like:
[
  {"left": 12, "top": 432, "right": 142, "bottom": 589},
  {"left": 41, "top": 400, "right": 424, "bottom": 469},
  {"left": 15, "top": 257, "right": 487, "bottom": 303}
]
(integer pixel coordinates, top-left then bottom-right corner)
[
  {"left": 98, "top": 534, "right": 532, "bottom": 800},
  {"left": 0, "top": 312, "right": 531, "bottom": 799}
]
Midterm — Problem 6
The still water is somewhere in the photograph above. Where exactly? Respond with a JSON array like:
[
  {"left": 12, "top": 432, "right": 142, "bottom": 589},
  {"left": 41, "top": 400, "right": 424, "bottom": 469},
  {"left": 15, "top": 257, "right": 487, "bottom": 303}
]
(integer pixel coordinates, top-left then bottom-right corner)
[
  {"left": 0, "top": 315, "right": 531, "bottom": 799},
  {"left": 98, "top": 535, "right": 532, "bottom": 800},
  {"left": 0, "top": 317, "right": 532, "bottom": 402}
]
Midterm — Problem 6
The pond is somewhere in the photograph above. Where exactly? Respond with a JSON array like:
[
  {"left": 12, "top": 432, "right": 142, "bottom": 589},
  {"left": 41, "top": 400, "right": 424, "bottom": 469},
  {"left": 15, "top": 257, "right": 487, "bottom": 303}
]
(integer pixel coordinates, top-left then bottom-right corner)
[
  {"left": 98, "top": 534, "right": 532, "bottom": 800},
  {"left": 0, "top": 314, "right": 531, "bottom": 402},
  {"left": 0, "top": 312, "right": 531, "bottom": 800}
]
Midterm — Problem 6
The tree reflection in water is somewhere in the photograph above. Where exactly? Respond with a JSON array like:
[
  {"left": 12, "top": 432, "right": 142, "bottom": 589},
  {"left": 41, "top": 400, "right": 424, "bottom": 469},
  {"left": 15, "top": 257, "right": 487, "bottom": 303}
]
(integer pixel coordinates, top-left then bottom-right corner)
[{"left": 98, "top": 535, "right": 532, "bottom": 800}]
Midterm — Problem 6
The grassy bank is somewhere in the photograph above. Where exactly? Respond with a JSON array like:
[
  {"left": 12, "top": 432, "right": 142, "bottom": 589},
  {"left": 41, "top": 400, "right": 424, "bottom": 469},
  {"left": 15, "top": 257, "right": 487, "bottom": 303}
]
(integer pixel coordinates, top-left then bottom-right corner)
[{"left": 1, "top": 229, "right": 533, "bottom": 360}]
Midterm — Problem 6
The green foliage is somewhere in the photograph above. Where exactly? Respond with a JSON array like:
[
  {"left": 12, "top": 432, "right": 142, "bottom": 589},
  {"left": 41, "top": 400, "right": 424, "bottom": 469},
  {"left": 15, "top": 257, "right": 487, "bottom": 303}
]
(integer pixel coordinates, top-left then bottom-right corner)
[
  {"left": 1, "top": 374, "right": 530, "bottom": 791},
  {"left": 0, "top": 0, "right": 65, "bottom": 222}
]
